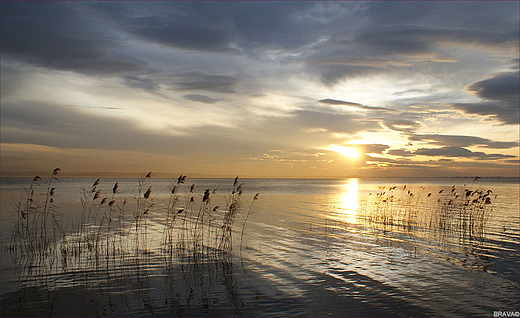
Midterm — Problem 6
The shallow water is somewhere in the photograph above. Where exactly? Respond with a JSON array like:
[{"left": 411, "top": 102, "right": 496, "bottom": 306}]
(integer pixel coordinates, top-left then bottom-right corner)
[{"left": 1, "top": 177, "right": 519, "bottom": 317}]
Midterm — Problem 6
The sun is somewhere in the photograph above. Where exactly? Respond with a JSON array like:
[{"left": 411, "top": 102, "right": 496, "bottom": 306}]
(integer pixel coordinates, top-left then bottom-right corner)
[{"left": 328, "top": 145, "right": 360, "bottom": 159}]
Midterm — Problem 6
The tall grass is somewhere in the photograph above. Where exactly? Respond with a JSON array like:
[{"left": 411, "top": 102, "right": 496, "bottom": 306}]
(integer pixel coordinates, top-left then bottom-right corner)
[
  {"left": 7, "top": 169, "right": 260, "bottom": 300},
  {"left": 358, "top": 178, "right": 495, "bottom": 262}
]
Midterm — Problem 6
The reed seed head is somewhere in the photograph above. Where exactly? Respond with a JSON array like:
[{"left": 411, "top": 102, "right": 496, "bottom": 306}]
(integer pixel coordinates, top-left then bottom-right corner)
[
  {"left": 203, "top": 189, "right": 210, "bottom": 203},
  {"left": 144, "top": 186, "right": 152, "bottom": 199},
  {"left": 113, "top": 182, "right": 119, "bottom": 194}
]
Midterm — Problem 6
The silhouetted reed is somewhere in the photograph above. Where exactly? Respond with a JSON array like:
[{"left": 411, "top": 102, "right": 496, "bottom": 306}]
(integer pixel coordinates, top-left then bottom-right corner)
[
  {"left": 358, "top": 178, "right": 494, "bottom": 266},
  {"left": 6, "top": 168, "right": 259, "bottom": 314},
  {"left": 8, "top": 168, "right": 64, "bottom": 277}
]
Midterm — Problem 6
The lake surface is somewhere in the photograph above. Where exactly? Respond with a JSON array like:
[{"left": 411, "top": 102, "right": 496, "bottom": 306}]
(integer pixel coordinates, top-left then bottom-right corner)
[{"left": 1, "top": 176, "right": 519, "bottom": 317}]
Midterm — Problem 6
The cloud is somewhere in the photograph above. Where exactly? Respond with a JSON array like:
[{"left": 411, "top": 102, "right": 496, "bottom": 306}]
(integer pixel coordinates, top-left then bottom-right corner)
[
  {"left": 465, "top": 72, "right": 519, "bottom": 101},
  {"left": 183, "top": 94, "right": 219, "bottom": 104},
  {"left": 291, "top": 109, "right": 381, "bottom": 134},
  {"left": 122, "top": 75, "right": 160, "bottom": 92},
  {"left": 381, "top": 118, "right": 423, "bottom": 133},
  {"left": 408, "top": 134, "right": 518, "bottom": 149},
  {"left": 362, "top": 2, "right": 519, "bottom": 47},
  {"left": 1, "top": 101, "right": 149, "bottom": 151},
  {"left": 356, "top": 27, "right": 518, "bottom": 57},
  {"left": 388, "top": 146, "right": 517, "bottom": 160},
  {"left": 387, "top": 149, "right": 414, "bottom": 157},
  {"left": 1, "top": 2, "right": 518, "bottom": 178},
  {"left": 362, "top": 144, "right": 390, "bottom": 154},
  {"left": 318, "top": 98, "right": 394, "bottom": 111},
  {"left": 306, "top": 1, "right": 519, "bottom": 85},
  {"left": 0, "top": 2, "right": 149, "bottom": 76},
  {"left": 452, "top": 101, "right": 519, "bottom": 125},
  {"left": 452, "top": 71, "right": 519, "bottom": 124},
  {"left": 169, "top": 72, "right": 239, "bottom": 93},
  {"left": 392, "top": 88, "right": 429, "bottom": 96},
  {"left": 127, "top": 17, "right": 233, "bottom": 52},
  {"left": 414, "top": 146, "right": 516, "bottom": 160}
]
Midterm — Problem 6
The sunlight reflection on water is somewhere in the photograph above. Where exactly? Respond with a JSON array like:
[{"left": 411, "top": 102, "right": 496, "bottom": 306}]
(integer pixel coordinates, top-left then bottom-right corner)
[{"left": 336, "top": 178, "right": 359, "bottom": 224}]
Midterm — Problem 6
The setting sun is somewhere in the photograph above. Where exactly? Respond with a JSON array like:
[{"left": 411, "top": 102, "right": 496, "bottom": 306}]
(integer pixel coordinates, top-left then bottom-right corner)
[{"left": 328, "top": 145, "right": 360, "bottom": 159}]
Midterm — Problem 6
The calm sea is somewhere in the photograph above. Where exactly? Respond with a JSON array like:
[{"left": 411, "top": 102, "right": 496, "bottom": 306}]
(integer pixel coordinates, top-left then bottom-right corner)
[{"left": 1, "top": 177, "right": 519, "bottom": 317}]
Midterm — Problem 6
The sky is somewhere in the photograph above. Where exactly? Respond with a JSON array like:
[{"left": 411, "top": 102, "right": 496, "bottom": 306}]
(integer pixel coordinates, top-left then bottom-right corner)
[{"left": 1, "top": 1, "right": 519, "bottom": 178}]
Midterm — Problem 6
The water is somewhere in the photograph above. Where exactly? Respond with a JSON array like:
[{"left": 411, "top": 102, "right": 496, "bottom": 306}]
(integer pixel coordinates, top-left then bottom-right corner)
[{"left": 1, "top": 176, "right": 518, "bottom": 317}]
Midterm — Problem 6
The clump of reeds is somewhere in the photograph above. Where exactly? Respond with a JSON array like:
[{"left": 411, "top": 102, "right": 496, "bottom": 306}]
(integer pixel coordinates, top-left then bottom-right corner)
[
  {"left": 161, "top": 175, "right": 259, "bottom": 263},
  {"left": 359, "top": 178, "right": 494, "bottom": 249},
  {"left": 8, "top": 168, "right": 64, "bottom": 271},
  {"left": 7, "top": 169, "right": 260, "bottom": 302}
]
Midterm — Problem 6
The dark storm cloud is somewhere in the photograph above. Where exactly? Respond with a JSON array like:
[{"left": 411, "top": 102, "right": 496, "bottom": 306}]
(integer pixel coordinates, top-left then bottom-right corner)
[
  {"left": 1, "top": 2, "right": 149, "bottom": 75},
  {"left": 169, "top": 73, "right": 239, "bottom": 93},
  {"left": 183, "top": 94, "right": 219, "bottom": 104},
  {"left": 408, "top": 134, "right": 518, "bottom": 149},
  {"left": 452, "top": 72, "right": 519, "bottom": 125}
]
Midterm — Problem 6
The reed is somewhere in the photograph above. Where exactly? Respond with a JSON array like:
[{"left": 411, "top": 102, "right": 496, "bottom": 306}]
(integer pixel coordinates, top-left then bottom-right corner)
[
  {"left": 6, "top": 168, "right": 258, "bottom": 315},
  {"left": 358, "top": 178, "right": 494, "bottom": 257}
]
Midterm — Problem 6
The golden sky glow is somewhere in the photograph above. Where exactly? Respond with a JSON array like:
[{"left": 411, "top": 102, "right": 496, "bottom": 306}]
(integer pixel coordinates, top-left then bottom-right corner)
[
  {"left": 1, "top": 2, "right": 518, "bottom": 178},
  {"left": 328, "top": 145, "right": 360, "bottom": 159}
]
